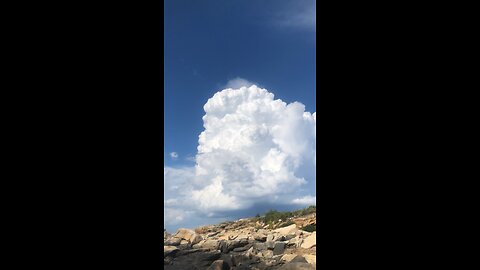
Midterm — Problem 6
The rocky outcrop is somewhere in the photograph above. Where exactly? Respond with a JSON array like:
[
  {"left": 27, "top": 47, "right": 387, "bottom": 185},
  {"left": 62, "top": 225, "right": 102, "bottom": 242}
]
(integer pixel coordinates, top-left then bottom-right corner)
[{"left": 164, "top": 212, "right": 316, "bottom": 270}]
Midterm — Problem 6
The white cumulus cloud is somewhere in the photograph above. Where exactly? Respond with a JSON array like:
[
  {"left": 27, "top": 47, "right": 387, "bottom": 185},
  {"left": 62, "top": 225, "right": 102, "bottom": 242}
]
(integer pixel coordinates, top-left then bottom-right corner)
[
  {"left": 292, "top": 195, "right": 316, "bottom": 205},
  {"left": 164, "top": 84, "right": 316, "bottom": 230}
]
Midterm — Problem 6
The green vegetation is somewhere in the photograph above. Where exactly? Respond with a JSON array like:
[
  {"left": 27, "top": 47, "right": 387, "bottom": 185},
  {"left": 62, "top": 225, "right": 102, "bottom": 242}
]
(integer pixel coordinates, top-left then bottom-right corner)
[
  {"left": 293, "top": 205, "right": 316, "bottom": 216},
  {"left": 300, "top": 224, "right": 316, "bottom": 232},
  {"left": 277, "top": 220, "right": 295, "bottom": 228},
  {"left": 263, "top": 210, "right": 294, "bottom": 223},
  {"left": 258, "top": 205, "right": 316, "bottom": 224}
]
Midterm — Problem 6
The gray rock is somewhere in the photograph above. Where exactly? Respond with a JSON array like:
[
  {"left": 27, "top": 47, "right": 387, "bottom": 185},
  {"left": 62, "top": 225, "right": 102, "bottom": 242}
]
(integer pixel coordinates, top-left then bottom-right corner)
[
  {"left": 273, "top": 224, "right": 298, "bottom": 235},
  {"left": 174, "top": 248, "right": 202, "bottom": 257},
  {"left": 254, "top": 233, "right": 267, "bottom": 242},
  {"left": 266, "top": 234, "right": 274, "bottom": 242},
  {"left": 275, "top": 235, "right": 286, "bottom": 241},
  {"left": 273, "top": 242, "right": 285, "bottom": 255},
  {"left": 164, "top": 263, "right": 199, "bottom": 270},
  {"left": 175, "top": 250, "right": 221, "bottom": 268},
  {"left": 261, "top": 249, "right": 273, "bottom": 259},
  {"left": 166, "top": 237, "right": 182, "bottom": 246},
  {"left": 300, "top": 232, "right": 316, "bottom": 249},
  {"left": 207, "top": 231, "right": 220, "bottom": 238},
  {"left": 266, "top": 241, "right": 275, "bottom": 250},
  {"left": 190, "top": 234, "right": 204, "bottom": 245},
  {"left": 174, "top": 228, "right": 196, "bottom": 241},
  {"left": 219, "top": 240, "right": 229, "bottom": 253},
  {"left": 232, "top": 254, "right": 252, "bottom": 267},
  {"left": 220, "top": 254, "right": 234, "bottom": 268},
  {"left": 201, "top": 239, "right": 220, "bottom": 250},
  {"left": 207, "top": 260, "right": 230, "bottom": 270},
  {"left": 227, "top": 239, "right": 249, "bottom": 251},
  {"left": 277, "top": 262, "right": 315, "bottom": 270},
  {"left": 233, "top": 244, "right": 252, "bottom": 252},
  {"left": 301, "top": 254, "right": 316, "bottom": 265},
  {"left": 164, "top": 246, "right": 179, "bottom": 257},
  {"left": 290, "top": 255, "right": 308, "bottom": 263},
  {"left": 254, "top": 242, "right": 267, "bottom": 251}
]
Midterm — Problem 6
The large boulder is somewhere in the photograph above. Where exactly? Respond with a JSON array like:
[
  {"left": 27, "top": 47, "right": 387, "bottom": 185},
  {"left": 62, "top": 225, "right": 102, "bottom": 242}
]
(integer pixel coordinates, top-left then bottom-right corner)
[
  {"left": 300, "top": 232, "right": 316, "bottom": 249},
  {"left": 164, "top": 246, "right": 179, "bottom": 257},
  {"left": 302, "top": 254, "right": 316, "bottom": 265},
  {"left": 201, "top": 239, "right": 220, "bottom": 250},
  {"left": 190, "top": 234, "right": 204, "bottom": 245},
  {"left": 174, "top": 250, "right": 222, "bottom": 268},
  {"left": 227, "top": 239, "right": 249, "bottom": 251},
  {"left": 174, "top": 228, "right": 204, "bottom": 245},
  {"left": 175, "top": 228, "right": 196, "bottom": 240},
  {"left": 165, "top": 237, "right": 182, "bottom": 246},
  {"left": 274, "top": 224, "right": 298, "bottom": 236},
  {"left": 253, "top": 232, "right": 267, "bottom": 242}
]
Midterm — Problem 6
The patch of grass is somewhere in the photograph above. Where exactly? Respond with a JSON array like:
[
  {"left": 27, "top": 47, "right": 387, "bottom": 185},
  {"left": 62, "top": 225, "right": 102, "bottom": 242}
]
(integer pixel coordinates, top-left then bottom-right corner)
[
  {"left": 300, "top": 224, "right": 316, "bottom": 232},
  {"left": 277, "top": 220, "right": 295, "bottom": 228},
  {"left": 263, "top": 210, "right": 295, "bottom": 223},
  {"left": 258, "top": 206, "right": 316, "bottom": 225},
  {"left": 292, "top": 205, "right": 316, "bottom": 217}
]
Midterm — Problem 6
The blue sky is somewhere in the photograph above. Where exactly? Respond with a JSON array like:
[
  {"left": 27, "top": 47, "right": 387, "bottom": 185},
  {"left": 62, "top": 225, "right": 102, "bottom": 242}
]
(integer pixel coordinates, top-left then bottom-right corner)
[{"left": 164, "top": 0, "right": 316, "bottom": 232}]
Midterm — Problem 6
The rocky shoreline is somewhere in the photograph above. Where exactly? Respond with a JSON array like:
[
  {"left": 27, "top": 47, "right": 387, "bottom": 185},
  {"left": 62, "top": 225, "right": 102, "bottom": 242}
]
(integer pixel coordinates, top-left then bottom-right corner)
[{"left": 164, "top": 213, "right": 316, "bottom": 270}]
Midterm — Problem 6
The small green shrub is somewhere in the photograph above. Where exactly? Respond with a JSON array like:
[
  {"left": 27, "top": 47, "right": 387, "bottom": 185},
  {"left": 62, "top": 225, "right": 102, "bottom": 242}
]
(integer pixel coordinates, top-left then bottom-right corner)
[
  {"left": 277, "top": 220, "right": 295, "bottom": 228},
  {"left": 301, "top": 224, "right": 316, "bottom": 232},
  {"left": 258, "top": 206, "right": 316, "bottom": 225}
]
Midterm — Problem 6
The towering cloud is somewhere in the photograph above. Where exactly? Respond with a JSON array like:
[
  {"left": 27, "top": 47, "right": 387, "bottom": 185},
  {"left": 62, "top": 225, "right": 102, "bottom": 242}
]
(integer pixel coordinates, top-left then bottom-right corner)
[{"left": 164, "top": 85, "right": 316, "bottom": 229}]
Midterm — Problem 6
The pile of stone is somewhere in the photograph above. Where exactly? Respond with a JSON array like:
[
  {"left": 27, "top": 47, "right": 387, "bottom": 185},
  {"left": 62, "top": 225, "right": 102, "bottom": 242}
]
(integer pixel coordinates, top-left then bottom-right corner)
[{"left": 164, "top": 216, "right": 316, "bottom": 270}]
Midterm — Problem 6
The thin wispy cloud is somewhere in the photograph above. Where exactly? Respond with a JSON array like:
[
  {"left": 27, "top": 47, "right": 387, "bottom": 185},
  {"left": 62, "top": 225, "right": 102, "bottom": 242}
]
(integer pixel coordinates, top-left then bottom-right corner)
[
  {"left": 185, "top": 155, "right": 196, "bottom": 162},
  {"left": 169, "top": 152, "right": 178, "bottom": 160},
  {"left": 271, "top": 0, "right": 316, "bottom": 32},
  {"left": 224, "top": 77, "right": 257, "bottom": 89}
]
